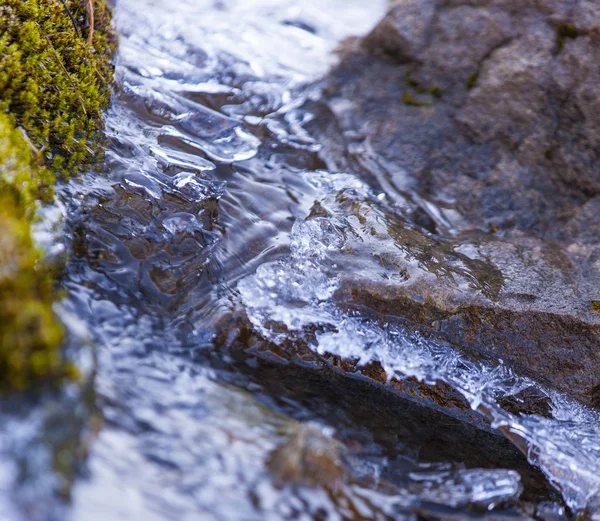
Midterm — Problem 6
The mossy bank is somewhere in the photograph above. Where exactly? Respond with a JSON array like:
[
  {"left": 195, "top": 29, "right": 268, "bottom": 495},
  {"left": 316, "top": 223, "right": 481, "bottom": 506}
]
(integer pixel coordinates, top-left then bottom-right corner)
[{"left": 0, "top": 0, "right": 115, "bottom": 390}]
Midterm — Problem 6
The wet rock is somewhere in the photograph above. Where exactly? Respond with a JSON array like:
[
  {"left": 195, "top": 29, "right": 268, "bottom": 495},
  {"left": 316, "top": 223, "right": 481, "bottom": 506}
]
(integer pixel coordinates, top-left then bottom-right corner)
[
  {"left": 366, "top": 0, "right": 438, "bottom": 63},
  {"left": 341, "top": 262, "right": 583, "bottom": 394},
  {"left": 415, "top": 505, "right": 536, "bottom": 521},
  {"left": 267, "top": 422, "right": 347, "bottom": 489},
  {"left": 534, "top": 501, "right": 569, "bottom": 521},
  {"left": 288, "top": 183, "right": 600, "bottom": 408},
  {"left": 312, "top": 0, "right": 600, "bottom": 408},
  {"left": 234, "top": 355, "right": 562, "bottom": 505},
  {"left": 338, "top": 0, "right": 600, "bottom": 237}
]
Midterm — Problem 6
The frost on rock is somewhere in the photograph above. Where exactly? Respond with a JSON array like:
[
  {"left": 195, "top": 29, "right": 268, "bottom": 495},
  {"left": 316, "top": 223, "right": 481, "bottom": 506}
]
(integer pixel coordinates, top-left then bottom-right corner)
[{"left": 239, "top": 171, "right": 600, "bottom": 513}]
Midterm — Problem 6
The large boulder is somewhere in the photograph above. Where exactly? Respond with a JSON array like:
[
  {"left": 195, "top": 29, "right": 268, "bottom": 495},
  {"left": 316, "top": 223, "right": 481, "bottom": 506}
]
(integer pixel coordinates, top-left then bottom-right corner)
[
  {"left": 332, "top": 0, "right": 600, "bottom": 239},
  {"left": 309, "top": 0, "right": 600, "bottom": 407}
]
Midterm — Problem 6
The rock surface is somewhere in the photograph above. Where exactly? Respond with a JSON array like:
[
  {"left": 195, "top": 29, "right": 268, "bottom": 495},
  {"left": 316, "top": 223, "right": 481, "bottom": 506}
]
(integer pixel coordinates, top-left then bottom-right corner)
[
  {"left": 310, "top": 0, "right": 600, "bottom": 407},
  {"left": 358, "top": 0, "right": 600, "bottom": 239},
  {"left": 241, "top": 356, "right": 562, "bottom": 506}
]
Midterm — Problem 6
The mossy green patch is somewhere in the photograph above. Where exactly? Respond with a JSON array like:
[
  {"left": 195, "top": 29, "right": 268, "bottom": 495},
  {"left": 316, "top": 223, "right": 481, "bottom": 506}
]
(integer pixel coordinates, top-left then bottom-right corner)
[
  {"left": 0, "top": 0, "right": 116, "bottom": 176},
  {"left": 406, "top": 76, "right": 426, "bottom": 94},
  {"left": 402, "top": 74, "right": 440, "bottom": 106},
  {"left": 429, "top": 85, "right": 442, "bottom": 98},
  {"left": 466, "top": 71, "right": 479, "bottom": 90},
  {"left": 556, "top": 22, "right": 580, "bottom": 51},
  {"left": 0, "top": 114, "right": 75, "bottom": 390},
  {"left": 402, "top": 91, "right": 431, "bottom": 107},
  {"left": 0, "top": 0, "right": 115, "bottom": 390}
]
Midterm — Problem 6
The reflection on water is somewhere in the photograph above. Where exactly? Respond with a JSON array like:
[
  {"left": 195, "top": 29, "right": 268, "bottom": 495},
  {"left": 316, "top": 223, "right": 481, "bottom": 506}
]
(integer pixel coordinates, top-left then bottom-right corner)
[{"left": 1, "top": 0, "right": 598, "bottom": 519}]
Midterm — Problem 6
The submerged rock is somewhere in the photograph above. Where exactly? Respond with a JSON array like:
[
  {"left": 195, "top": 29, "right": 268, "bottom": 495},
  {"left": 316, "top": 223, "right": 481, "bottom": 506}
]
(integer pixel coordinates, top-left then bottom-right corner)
[
  {"left": 309, "top": 0, "right": 600, "bottom": 408},
  {"left": 267, "top": 422, "right": 348, "bottom": 489}
]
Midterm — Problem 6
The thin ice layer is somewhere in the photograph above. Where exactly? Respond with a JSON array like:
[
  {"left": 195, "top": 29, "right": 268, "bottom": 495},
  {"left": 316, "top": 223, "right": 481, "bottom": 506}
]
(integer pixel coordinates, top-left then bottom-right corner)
[{"left": 239, "top": 170, "right": 600, "bottom": 512}]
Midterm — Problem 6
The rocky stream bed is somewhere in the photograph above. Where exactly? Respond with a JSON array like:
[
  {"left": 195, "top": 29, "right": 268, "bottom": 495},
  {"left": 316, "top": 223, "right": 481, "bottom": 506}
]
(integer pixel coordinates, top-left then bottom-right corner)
[{"left": 2, "top": 0, "right": 600, "bottom": 520}]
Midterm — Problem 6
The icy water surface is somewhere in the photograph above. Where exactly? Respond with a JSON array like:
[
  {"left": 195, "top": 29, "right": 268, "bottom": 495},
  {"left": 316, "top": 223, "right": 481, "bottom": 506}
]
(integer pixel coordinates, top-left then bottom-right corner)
[{"left": 5, "top": 0, "right": 600, "bottom": 519}]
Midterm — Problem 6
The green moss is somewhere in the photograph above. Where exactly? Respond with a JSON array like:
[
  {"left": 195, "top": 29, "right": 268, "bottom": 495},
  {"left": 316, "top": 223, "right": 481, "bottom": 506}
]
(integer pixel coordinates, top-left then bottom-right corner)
[
  {"left": 429, "top": 85, "right": 442, "bottom": 98},
  {"left": 466, "top": 72, "right": 479, "bottom": 90},
  {"left": 0, "top": 114, "right": 74, "bottom": 390},
  {"left": 0, "top": 0, "right": 116, "bottom": 176},
  {"left": 406, "top": 76, "right": 426, "bottom": 94},
  {"left": 0, "top": 0, "right": 115, "bottom": 390},
  {"left": 591, "top": 301, "right": 600, "bottom": 313},
  {"left": 402, "top": 92, "right": 431, "bottom": 107},
  {"left": 556, "top": 22, "right": 580, "bottom": 51},
  {"left": 403, "top": 74, "right": 442, "bottom": 105},
  {"left": 406, "top": 77, "right": 419, "bottom": 88}
]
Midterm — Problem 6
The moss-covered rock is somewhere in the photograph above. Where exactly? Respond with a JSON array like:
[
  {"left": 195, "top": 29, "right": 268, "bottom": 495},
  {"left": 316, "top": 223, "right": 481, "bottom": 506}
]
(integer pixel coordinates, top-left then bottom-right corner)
[
  {"left": 309, "top": 0, "right": 600, "bottom": 410},
  {"left": 0, "top": 0, "right": 115, "bottom": 175},
  {"left": 0, "top": 0, "right": 115, "bottom": 390},
  {"left": 0, "top": 114, "right": 67, "bottom": 389}
]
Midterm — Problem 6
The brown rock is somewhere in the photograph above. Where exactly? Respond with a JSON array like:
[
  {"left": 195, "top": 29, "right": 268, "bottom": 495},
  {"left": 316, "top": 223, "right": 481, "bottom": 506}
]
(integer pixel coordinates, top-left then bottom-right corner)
[
  {"left": 306, "top": 0, "right": 600, "bottom": 408},
  {"left": 332, "top": 0, "right": 600, "bottom": 238},
  {"left": 267, "top": 422, "right": 347, "bottom": 489}
]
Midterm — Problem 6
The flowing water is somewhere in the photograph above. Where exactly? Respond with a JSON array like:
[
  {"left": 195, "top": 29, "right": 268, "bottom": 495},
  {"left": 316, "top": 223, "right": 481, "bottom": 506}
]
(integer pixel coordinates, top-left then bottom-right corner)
[{"left": 4, "top": 0, "right": 600, "bottom": 519}]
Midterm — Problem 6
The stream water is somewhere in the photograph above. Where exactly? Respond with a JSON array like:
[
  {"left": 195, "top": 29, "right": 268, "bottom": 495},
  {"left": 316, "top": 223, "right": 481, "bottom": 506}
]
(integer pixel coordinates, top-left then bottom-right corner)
[{"left": 4, "top": 0, "right": 600, "bottom": 520}]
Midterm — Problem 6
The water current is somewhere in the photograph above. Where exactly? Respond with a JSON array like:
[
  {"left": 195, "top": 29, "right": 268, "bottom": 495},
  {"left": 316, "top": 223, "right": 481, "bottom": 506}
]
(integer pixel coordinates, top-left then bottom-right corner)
[{"left": 2, "top": 0, "right": 600, "bottom": 520}]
